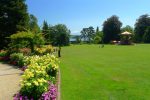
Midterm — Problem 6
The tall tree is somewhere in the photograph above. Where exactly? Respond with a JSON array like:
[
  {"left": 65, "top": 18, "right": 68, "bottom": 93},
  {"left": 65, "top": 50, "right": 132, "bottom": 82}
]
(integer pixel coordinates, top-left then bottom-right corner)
[
  {"left": 0, "top": 0, "right": 29, "bottom": 49},
  {"left": 143, "top": 27, "right": 150, "bottom": 43},
  {"left": 42, "top": 20, "right": 49, "bottom": 43},
  {"left": 134, "top": 14, "right": 150, "bottom": 43},
  {"left": 42, "top": 20, "right": 49, "bottom": 34},
  {"left": 80, "top": 27, "right": 95, "bottom": 43},
  {"left": 53, "top": 24, "right": 70, "bottom": 46},
  {"left": 96, "top": 26, "right": 99, "bottom": 33},
  {"left": 102, "top": 15, "right": 122, "bottom": 43},
  {"left": 87, "top": 26, "right": 95, "bottom": 43},
  {"left": 29, "top": 14, "right": 40, "bottom": 33},
  {"left": 81, "top": 28, "right": 87, "bottom": 42}
]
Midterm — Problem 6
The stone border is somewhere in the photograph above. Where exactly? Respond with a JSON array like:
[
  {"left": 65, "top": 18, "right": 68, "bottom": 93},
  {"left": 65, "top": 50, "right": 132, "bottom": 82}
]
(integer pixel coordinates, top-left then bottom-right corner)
[{"left": 57, "top": 69, "right": 61, "bottom": 100}]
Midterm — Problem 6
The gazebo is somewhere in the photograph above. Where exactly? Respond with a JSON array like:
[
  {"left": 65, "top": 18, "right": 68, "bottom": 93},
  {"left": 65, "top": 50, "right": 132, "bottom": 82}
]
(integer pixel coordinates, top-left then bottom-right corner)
[{"left": 120, "top": 31, "right": 133, "bottom": 45}]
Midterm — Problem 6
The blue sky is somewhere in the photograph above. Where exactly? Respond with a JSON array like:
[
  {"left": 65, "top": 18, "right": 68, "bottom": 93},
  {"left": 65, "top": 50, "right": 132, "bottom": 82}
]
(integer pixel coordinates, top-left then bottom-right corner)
[{"left": 26, "top": 0, "right": 150, "bottom": 35}]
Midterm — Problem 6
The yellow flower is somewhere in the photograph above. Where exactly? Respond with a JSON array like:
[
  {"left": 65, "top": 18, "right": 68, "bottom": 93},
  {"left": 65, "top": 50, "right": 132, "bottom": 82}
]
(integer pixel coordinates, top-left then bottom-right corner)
[
  {"left": 37, "top": 79, "right": 42, "bottom": 83},
  {"left": 33, "top": 80, "right": 39, "bottom": 86},
  {"left": 20, "top": 83, "right": 24, "bottom": 87},
  {"left": 26, "top": 82, "right": 31, "bottom": 86}
]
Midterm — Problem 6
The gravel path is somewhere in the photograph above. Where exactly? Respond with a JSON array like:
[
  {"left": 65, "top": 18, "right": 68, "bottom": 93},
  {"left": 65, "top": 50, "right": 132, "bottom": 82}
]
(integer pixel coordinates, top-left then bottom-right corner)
[{"left": 0, "top": 63, "right": 22, "bottom": 100}]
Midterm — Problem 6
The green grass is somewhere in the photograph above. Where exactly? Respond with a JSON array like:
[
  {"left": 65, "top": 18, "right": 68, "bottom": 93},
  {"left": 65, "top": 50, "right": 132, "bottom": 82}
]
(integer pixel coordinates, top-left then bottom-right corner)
[{"left": 60, "top": 44, "right": 150, "bottom": 100}]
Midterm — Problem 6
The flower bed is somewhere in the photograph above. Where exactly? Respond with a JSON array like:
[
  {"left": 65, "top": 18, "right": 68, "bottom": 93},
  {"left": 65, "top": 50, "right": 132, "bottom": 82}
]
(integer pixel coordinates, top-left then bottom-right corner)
[
  {"left": 0, "top": 45, "right": 59, "bottom": 100},
  {"left": 14, "top": 54, "right": 59, "bottom": 100}
]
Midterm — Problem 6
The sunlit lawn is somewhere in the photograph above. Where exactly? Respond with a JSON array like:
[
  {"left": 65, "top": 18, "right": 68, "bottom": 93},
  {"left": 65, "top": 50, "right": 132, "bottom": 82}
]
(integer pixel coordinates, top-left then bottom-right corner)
[{"left": 60, "top": 44, "right": 150, "bottom": 100}]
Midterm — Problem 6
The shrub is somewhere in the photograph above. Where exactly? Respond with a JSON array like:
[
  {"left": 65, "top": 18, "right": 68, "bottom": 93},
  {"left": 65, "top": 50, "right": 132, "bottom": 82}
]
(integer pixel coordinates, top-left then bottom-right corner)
[
  {"left": 19, "top": 48, "right": 31, "bottom": 56},
  {"left": 94, "top": 36, "right": 101, "bottom": 44},
  {"left": 34, "top": 45, "right": 54, "bottom": 55},
  {"left": 10, "top": 53, "right": 26, "bottom": 67},
  {"left": 0, "top": 50, "right": 7, "bottom": 57},
  {"left": 10, "top": 31, "right": 45, "bottom": 53},
  {"left": 0, "top": 50, "right": 10, "bottom": 61},
  {"left": 10, "top": 31, "right": 34, "bottom": 52}
]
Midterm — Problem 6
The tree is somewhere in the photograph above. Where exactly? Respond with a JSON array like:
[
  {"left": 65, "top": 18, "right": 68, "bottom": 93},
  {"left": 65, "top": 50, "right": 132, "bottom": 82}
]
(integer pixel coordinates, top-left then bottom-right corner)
[
  {"left": 9, "top": 31, "right": 35, "bottom": 52},
  {"left": 134, "top": 14, "right": 150, "bottom": 43},
  {"left": 0, "top": 0, "right": 29, "bottom": 49},
  {"left": 9, "top": 31, "right": 45, "bottom": 53},
  {"left": 42, "top": 20, "right": 49, "bottom": 34},
  {"left": 29, "top": 14, "right": 40, "bottom": 33},
  {"left": 42, "top": 20, "right": 50, "bottom": 43},
  {"left": 81, "top": 28, "right": 87, "bottom": 42},
  {"left": 96, "top": 26, "right": 99, "bottom": 33},
  {"left": 143, "top": 27, "right": 150, "bottom": 43},
  {"left": 95, "top": 26, "right": 103, "bottom": 38},
  {"left": 87, "top": 26, "right": 95, "bottom": 43},
  {"left": 102, "top": 15, "right": 122, "bottom": 43},
  {"left": 53, "top": 24, "right": 70, "bottom": 46},
  {"left": 121, "top": 25, "right": 134, "bottom": 33},
  {"left": 80, "top": 26, "right": 95, "bottom": 43}
]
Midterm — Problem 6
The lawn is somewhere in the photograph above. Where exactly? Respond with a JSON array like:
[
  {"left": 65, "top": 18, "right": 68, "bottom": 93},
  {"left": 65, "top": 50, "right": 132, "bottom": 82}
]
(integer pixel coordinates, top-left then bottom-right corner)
[{"left": 60, "top": 44, "right": 150, "bottom": 100}]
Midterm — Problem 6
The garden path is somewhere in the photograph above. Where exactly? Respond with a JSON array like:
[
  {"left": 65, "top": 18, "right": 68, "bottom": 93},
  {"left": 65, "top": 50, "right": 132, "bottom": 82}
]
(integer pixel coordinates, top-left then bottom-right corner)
[{"left": 0, "top": 63, "right": 22, "bottom": 100}]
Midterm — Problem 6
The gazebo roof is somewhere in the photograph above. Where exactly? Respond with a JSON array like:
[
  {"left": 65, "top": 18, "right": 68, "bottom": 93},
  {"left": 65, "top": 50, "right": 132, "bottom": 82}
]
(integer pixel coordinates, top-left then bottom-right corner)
[{"left": 121, "top": 31, "right": 132, "bottom": 35}]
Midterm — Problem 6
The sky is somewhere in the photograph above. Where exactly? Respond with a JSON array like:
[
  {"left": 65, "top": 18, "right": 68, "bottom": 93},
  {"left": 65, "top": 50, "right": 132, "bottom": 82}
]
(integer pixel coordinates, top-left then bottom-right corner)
[{"left": 26, "top": 0, "right": 150, "bottom": 35}]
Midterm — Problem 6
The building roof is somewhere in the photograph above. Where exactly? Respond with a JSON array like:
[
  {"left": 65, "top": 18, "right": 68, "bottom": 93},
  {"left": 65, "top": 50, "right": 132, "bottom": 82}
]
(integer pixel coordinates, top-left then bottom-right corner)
[{"left": 121, "top": 31, "right": 132, "bottom": 35}]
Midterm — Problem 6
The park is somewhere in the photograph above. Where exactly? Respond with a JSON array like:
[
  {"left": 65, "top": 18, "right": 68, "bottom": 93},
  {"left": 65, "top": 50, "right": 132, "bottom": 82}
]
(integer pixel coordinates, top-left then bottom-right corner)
[{"left": 0, "top": 0, "right": 150, "bottom": 100}]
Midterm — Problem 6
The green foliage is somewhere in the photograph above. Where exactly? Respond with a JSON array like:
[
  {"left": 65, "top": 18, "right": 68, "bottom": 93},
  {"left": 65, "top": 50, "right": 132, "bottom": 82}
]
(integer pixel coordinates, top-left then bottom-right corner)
[
  {"left": 33, "top": 33, "right": 45, "bottom": 46},
  {"left": 75, "top": 36, "right": 81, "bottom": 44},
  {"left": 10, "top": 53, "right": 26, "bottom": 67},
  {"left": 10, "top": 31, "right": 34, "bottom": 52},
  {"left": 96, "top": 26, "right": 99, "bottom": 33},
  {"left": 10, "top": 31, "right": 34, "bottom": 40},
  {"left": 42, "top": 21, "right": 50, "bottom": 44},
  {"left": 121, "top": 25, "right": 134, "bottom": 33},
  {"left": 42, "top": 20, "right": 49, "bottom": 34},
  {"left": 102, "top": 15, "right": 122, "bottom": 43},
  {"left": 29, "top": 14, "right": 40, "bottom": 33},
  {"left": 80, "top": 26, "right": 95, "bottom": 43},
  {"left": 143, "top": 27, "right": 150, "bottom": 43},
  {"left": 10, "top": 31, "right": 45, "bottom": 53},
  {"left": 134, "top": 14, "right": 150, "bottom": 43},
  {"left": 0, "top": 0, "right": 29, "bottom": 49},
  {"left": 52, "top": 24, "right": 70, "bottom": 46},
  {"left": 0, "top": 50, "right": 8, "bottom": 57},
  {"left": 81, "top": 28, "right": 87, "bottom": 42},
  {"left": 94, "top": 36, "right": 101, "bottom": 44},
  {"left": 42, "top": 22, "right": 70, "bottom": 46}
]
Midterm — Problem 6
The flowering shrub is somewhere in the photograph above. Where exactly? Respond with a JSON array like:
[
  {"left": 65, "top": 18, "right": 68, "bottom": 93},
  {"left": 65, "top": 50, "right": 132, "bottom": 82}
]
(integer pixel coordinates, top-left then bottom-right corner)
[
  {"left": 34, "top": 45, "right": 54, "bottom": 55},
  {"left": 19, "top": 48, "right": 31, "bottom": 56},
  {"left": 0, "top": 50, "right": 7, "bottom": 57},
  {"left": 10, "top": 53, "right": 26, "bottom": 67},
  {"left": 14, "top": 54, "right": 59, "bottom": 99},
  {"left": 0, "top": 50, "right": 10, "bottom": 61}
]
